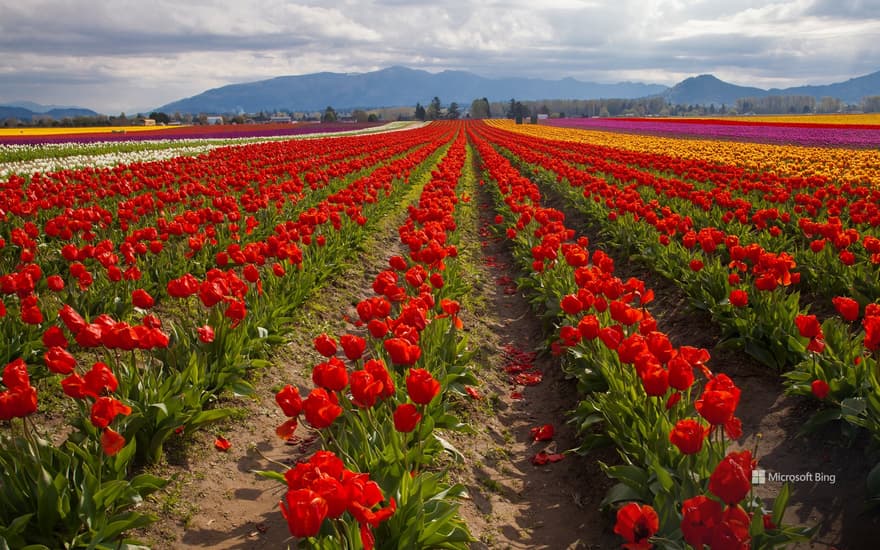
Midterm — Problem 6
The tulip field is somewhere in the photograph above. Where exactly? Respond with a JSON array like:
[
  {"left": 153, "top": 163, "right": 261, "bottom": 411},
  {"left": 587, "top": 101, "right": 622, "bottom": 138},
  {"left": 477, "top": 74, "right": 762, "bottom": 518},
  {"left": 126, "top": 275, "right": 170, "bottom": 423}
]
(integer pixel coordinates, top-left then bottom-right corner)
[{"left": 1, "top": 116, "right": 879, "bottom": 549}]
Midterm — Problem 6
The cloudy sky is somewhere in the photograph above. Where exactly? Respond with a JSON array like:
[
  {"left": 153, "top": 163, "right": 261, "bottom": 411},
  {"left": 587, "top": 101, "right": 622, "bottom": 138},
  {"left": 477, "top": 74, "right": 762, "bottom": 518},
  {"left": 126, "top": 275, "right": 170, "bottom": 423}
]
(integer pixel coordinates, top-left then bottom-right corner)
[{"left": 1, "top": 0, "right": 878, "bottom": 114}]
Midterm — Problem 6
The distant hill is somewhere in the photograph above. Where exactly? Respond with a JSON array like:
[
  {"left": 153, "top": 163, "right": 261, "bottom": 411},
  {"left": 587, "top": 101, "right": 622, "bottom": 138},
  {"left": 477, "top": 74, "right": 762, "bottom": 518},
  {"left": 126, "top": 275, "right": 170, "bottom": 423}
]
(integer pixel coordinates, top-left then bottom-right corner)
[
  {"left": 780, "top": 70, "right": 880, "bottom": 104},
  {"left": 664, "top": 70, "right": 880, "bottom": 106},
  {"left": 156, "top": 66, "right": 669, "bottom": 114},
  {"left": 663, "top": 75, "right": 766, "bottom": 106},
  {"left": 0, "top": 102, "right": 100, "bottom": 121},
  {"left": 0, "top": 106, "right": 35, "bottom": 121},
  {"left": 2, "top": 101, "right": 86, "bottom": 113}
]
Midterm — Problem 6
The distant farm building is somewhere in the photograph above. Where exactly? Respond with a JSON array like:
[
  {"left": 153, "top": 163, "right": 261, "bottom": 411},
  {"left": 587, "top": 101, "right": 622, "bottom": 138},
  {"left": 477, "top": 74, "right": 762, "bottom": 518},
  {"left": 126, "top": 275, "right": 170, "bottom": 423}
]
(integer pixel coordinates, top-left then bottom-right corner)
[
  {"left": 206, "top": 116, "right": 223, "bottom": 125},
  {"left": 269, "top": 114, "right": 292, "bottom": 123}
]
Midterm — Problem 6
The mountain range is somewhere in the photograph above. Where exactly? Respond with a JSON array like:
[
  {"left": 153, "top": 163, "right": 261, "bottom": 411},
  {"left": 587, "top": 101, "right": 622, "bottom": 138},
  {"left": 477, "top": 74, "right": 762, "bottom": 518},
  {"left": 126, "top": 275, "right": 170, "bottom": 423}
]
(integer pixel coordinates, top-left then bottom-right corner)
[
  {"left": 664, "top": 71, "right": 880, "bottom": 106},
  {"left": 4, "top": 67, "right": 880, "bottom": 118},
  {"left": 0, "top": 101, "right": 100, "bottom": 121},
  {"left": 155, "top": 66, "right": 880, "bottom": 114},
  {"left": 157, "top": 66, "right": 667, "bottom": 114}
]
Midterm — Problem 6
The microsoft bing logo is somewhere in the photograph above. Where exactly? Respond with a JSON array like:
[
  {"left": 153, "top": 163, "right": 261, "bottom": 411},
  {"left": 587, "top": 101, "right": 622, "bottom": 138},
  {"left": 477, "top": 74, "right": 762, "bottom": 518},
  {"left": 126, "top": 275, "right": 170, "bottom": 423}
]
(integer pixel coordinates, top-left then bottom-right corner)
[
  {"left": 752, "top": 469, "right": 767, "bottom": 485},
  {"left": 750, "top": 469, "right": 836, "bottom": 485}
]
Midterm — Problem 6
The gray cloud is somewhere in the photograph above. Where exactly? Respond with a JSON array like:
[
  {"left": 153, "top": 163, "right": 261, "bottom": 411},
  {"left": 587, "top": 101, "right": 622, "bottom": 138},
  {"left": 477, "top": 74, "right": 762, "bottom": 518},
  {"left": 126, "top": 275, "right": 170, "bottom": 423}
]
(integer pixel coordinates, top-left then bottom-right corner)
[{"left": 0, "top": 0, "right": 878, "bottom": 113}]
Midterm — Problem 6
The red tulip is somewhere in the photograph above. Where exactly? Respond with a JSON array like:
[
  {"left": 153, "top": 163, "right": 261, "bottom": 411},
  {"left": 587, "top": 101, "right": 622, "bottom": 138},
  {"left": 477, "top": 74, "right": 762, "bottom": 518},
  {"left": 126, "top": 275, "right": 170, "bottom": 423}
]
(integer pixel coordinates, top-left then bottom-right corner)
[
  {"left": 350, "top": 370, "right": 382, "bottom": 408},
  {"left": 695, "top": 374, "right": 740, "bottom": 425},
  {"left": 90, "top": 396, "right": 132, "bottom": 429},
  {"left": 832, "top": 296, "right": 859, "bottom": 322},
  {"left": 340, "top": 334, "right": 366, "bottom": 361},
  {"left": 3, "top": 358, "right": 30, "bottom": 390},
  {"left": 44, "top": 346, "right": 76, "bottom": 374},
  {"left": 131, "top": 288, "right": 154, "bottom": 309},
  {"left": 680, "top": 495, "right": 722, "bottom": 547},
  {"left": 384, "top": 338, "right": 421, "bottom": 366},
  {"left": 312, "top": 357, "right": 348, "bottom": 392},
  {"left": 393, "top": 403, "right": 422, "bottom": 433},
  {"left": 100, "top": 428, "right": 127, "bottom": 456},
  {"left": 302, "top": 388, "right": 342, "bottom": 429},
  {"left": 276, "top": 384, "right": 303, "bottom": 417},
  {"left": 313, "top": 333, "right": 337, "bottom": 357},
  {"left": 364, "top": 359, "right": 394, "bottom": 399},
  {"left": 669, "top": 418, "right": 708, "bottom": 455},
  {"left": 406, "top": 368, "right": 440, "bottom": 405},
  {"left": 729, "top": 289, "right": 749, "bottom": 307},
  {"left": 709, "top": 450, "right": 754, "bottom": 505},
  {"left": 197, "top": 325, "right": 215, "bottom": 343},
  {"left": 795, "top": 314, "right": 822, "bottom": 339},
  {"left": 46, "top": 275, "right": 65, "bottom": 291},
  {"left": 613, "top": 502, "right": 659, "bottom": 548},
  {"left": 811, "top": 379, "right": 830, "bottom": 400}
]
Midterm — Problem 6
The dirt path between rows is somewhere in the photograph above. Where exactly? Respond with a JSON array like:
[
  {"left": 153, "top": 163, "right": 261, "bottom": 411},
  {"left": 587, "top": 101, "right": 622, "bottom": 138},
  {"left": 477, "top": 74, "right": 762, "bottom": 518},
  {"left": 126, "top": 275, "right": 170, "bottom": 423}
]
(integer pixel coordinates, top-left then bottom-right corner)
[{"left": 448, "top": 184, "right": 616, "bottom": 549}]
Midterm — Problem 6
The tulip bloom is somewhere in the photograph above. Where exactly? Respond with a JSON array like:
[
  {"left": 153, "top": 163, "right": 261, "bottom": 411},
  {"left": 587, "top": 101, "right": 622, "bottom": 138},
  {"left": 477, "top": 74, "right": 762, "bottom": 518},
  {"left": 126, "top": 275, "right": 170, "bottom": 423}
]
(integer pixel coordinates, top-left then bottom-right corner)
[
  {"left": 197, "top": 325, "right": 215, "bottom": 343},
  {"left": 340, "top": 334, "right": 366, "bottom": 361},
  {"left": 350, "top": 370, "right": 382, "bottom": 408},
  {"left": 313, "top": 334, "right": 337, "bottom": 357},
  {"left": 131, "top": 288, "right": 155, "bottom": 309},
  {"left": 613, "top": 502, "right": 659, "bottom": 548},
  {"left": 312, "top": 357, "right": 349, "bottom": 392},
  {"left": 44, "top": 346, "right": 76, "bottom": 375},
  {"left": 406, "top": 368, "right": 440, "bottom": 405},
  {"left": 280, "top": 488, "right": 329, "bottom": 538},
  {"left": 276, "top": 384, "right": 303, "bottom": 417},
  {"left": 669, "top": 418, "right": 708, "bottom": 455},
  {"left": 90, "top": 396, "right": 132, "bottom": 429},
  {"left": 303, "top": 388, "right": 342, "bottom": 429},
  {"left": 811, "top": 379, "right": 830, "bottom": 400},
  {"left": 393, "top": 403, "right": 421, "bottom": 433},
  {"left": 729, "top": 289, "right": 749, "bottom": 307},
  {"left": 680, "top": 495, "right": 723, "bottom": 547},
  {"left": 695, "top": 374, "right": 740, "bottom": 425},
  {"left": 832, "top": 296, "right": 859, "bottom": 322},
  {"left": 100, "top": 428, "right": 127, "bottom": 456},
  {"left": 709, "top": 450, "right": 754, "bottom": 505}
]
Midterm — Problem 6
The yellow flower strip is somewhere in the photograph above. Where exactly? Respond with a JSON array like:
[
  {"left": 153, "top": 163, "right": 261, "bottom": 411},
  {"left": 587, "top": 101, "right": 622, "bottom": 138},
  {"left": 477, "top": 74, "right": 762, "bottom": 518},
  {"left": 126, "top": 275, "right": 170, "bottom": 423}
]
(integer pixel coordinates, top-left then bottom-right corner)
[
  {"left": 0, "top": 125, "right": 181, "bottom": 136},
  {"left": 488, "top": 120, "right": 880, "bottom": 187}
]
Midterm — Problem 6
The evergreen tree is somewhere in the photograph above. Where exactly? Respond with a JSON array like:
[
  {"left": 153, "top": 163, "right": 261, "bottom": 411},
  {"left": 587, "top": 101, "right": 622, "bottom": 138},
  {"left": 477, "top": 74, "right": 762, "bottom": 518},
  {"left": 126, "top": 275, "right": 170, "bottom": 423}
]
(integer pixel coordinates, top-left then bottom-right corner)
[{"left": 414, "top": 102, "right": 426, "bottom": 121}]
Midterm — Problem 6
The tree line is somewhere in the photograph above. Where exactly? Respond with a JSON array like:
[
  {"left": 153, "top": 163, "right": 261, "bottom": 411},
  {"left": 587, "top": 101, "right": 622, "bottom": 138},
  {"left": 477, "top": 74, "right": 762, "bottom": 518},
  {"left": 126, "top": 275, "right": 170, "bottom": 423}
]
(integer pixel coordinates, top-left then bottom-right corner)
[{"left": 5, "top": 95, "right": 880, "bottom": 127}]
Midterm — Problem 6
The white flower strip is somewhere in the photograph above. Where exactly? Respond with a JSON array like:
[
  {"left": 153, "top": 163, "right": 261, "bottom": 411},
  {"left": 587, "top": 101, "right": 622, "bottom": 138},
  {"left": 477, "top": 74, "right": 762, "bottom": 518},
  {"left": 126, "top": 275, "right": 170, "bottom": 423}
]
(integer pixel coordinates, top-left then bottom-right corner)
[{"left": 0, "top": 121, "right": 426, "bottom": 177}]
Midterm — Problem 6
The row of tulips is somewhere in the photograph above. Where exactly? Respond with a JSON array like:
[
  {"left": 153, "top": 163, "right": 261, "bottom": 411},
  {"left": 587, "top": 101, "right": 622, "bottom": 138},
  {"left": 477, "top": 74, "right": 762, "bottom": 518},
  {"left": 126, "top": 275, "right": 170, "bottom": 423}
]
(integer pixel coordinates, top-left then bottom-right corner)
[
  {"left": 0, "top": 122, "right": 386, "bottom": 146},
  {"left": 491, "top": 119, "right": 878, "bottom": 196},
  {"left": 482, "top": 121, "right": 880, "bottom": 500},
  {"left": 545, "top": 117, "right": 880, "bottom": 149},
  {"left": 480, "top": 122, "right": 880, "bottom": 481},
  {"left": 468, "top": 122, "right": 813, "bottom": 548},
  {"left": 0, "top": 124, "right": 457, "bottom": 547},
  {"left": 259, "top": 123, "right": 478, "bottom": 548},
  {"left": 478, "top": 121, "right": 812, "bottom": 370},
  {"left": 1, "top": 124, "right": 449, "bottom": 365},
  {"left": 489, "top": 121, "right": 880, "bottom": 303}
]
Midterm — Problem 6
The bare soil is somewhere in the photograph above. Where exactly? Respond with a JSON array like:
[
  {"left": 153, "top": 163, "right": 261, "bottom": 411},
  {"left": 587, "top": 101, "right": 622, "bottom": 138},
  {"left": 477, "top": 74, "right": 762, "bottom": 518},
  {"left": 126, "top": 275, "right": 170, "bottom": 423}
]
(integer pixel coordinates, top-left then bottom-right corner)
[{"left": 448, "top": 191, "right": 617, "bottom": 549}]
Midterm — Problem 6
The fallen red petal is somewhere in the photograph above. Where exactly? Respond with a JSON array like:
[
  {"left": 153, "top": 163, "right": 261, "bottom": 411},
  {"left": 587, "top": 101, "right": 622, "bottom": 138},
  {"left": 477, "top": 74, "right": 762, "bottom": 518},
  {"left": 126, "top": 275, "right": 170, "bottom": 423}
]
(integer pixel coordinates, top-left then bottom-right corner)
[
  {"left": 530, "top": 424, "right": 555, "bottom": 441},
  {"left": 214, "top": 436, "right": 231, "bottom": 451},
  {"left": 514, "top": 372, "right": 543, "bottom": 386}
]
